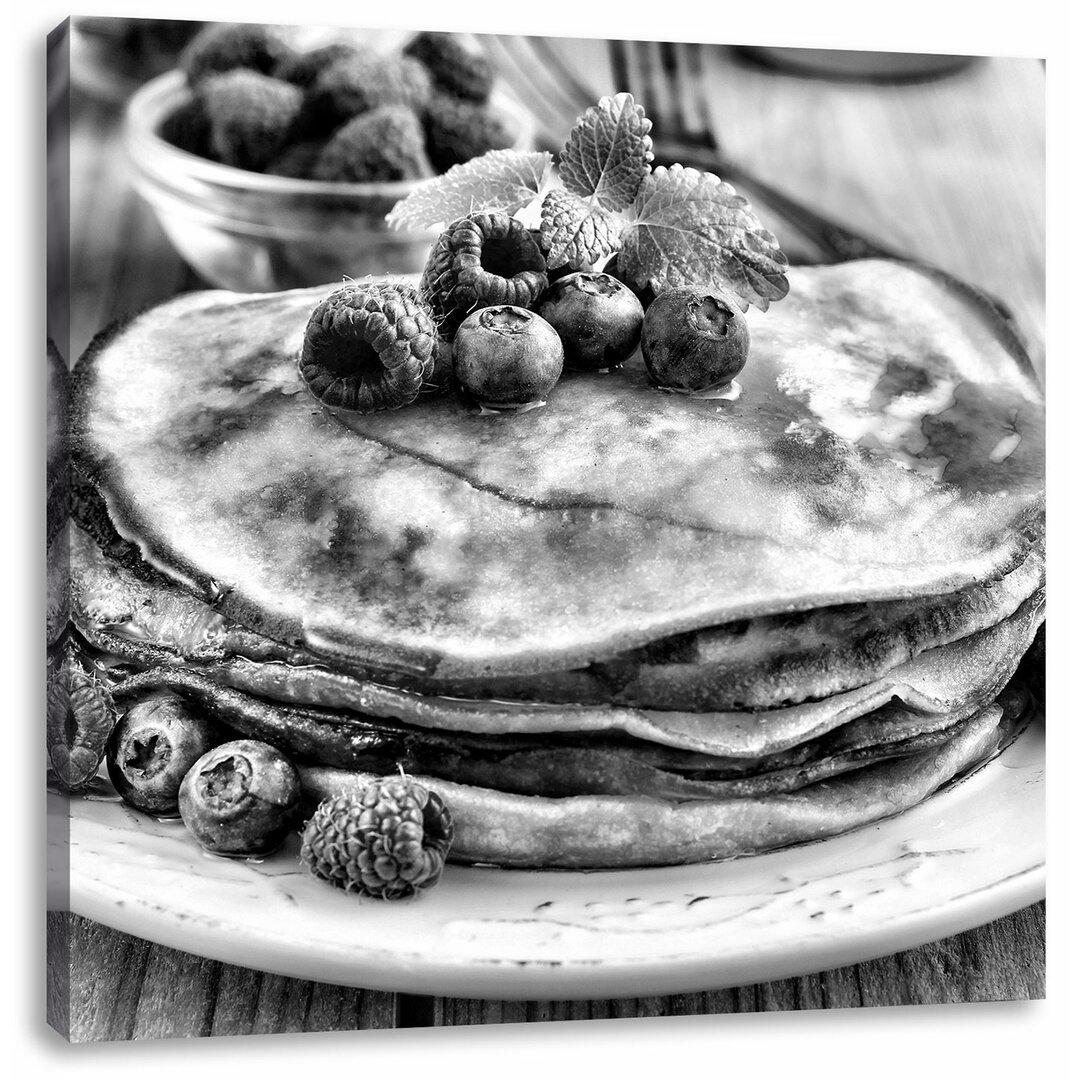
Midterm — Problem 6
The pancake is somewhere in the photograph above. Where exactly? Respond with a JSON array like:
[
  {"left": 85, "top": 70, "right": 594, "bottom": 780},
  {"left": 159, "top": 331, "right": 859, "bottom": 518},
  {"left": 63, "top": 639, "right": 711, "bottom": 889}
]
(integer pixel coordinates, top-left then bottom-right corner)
[
  {"left": 68, "top": 258, "right": 1045, "bottom": 869},
  {"left": 47, "top": 339, "right": 69, "bottom": 648},
  {"left": 297, "top": 691, "right": 1029, "bottom": 868},
  {"left": 70, "top": 514, "right": 1044, "bottom": 713},
  {"left": 72, "top": 260, "right": 1044, "bottom": 680},
  {"left": 104, "top": 660, "right": 1023, "bottom": 804},
  {"left": 75, "top": 542, "right": 1043, "bottom": 759}
]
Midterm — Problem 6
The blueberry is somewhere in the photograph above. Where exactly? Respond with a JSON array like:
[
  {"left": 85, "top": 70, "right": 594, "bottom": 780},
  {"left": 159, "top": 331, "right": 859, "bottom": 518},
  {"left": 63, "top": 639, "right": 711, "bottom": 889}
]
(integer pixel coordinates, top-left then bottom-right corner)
[
  {"left": 640, "top": 286, "right": 750, "bottom": 392},
  {"left": 178, "top": 739, "right": 301, "bottom": 857},
  {"left": 105, "top": 694, "right": 221, "bottom": 817},
  {"left": 452, "top": 305, "right": 564, "bottom": 409},
  {"left": 536, "top": 272, "right": 644, "bottom": 372},
  {"left": 602, "top": 253, "right": 657, "bottom": 311}
]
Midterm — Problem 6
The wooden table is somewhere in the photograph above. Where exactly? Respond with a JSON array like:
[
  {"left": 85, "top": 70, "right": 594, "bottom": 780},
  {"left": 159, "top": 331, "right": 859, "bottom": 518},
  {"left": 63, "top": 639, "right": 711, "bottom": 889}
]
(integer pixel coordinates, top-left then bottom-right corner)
[{"left": 50, "top": 41, "right": 1046, "bottom": 1042}]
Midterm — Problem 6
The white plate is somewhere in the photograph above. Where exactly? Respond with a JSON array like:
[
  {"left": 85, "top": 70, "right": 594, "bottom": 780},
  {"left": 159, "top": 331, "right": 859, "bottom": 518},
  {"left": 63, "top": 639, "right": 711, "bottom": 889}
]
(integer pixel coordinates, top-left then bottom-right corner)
[{"left": 55, "top": 716, "right": 1044, "bottom": 1000}]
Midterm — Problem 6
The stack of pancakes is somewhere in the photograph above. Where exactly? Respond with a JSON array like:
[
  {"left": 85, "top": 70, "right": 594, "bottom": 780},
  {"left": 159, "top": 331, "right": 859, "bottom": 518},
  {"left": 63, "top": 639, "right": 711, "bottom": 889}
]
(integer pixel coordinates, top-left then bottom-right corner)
[{"left": 69, "top": 260, "right": 1045, "bottom": 868}]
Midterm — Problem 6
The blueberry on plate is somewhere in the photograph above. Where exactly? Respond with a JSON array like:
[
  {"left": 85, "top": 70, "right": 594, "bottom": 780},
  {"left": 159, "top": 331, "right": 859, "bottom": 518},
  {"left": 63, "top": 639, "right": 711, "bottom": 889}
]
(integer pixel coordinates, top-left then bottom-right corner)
[
  {"left": 106, "top": 693, "right": 221, "bottom": 816},
  {"left": 452, "top": 305, "right": 564, "bottom": 410},
  {"left": 537, "top": 272, "right": 643, "bottom": 371},
  {"left": 179, "top": 739, "right": 301, "bottom": 857},
  {"left": 641, "top": 286, "right": 750, "bottom": 392}
]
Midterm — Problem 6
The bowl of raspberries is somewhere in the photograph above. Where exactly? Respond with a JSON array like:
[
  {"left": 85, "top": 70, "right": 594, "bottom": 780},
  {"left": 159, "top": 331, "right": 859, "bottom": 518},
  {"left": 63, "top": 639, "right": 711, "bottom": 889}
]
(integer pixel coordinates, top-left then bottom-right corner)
[{"left": 123, "top": 22, "right": 533, "bottom": 292}]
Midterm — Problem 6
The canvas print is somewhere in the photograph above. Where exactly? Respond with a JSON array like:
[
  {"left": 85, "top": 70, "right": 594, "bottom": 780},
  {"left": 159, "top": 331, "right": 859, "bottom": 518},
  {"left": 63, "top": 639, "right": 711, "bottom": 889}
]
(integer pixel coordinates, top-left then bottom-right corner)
[{"left": 46, "top": 15, "right": 1046, "bottom": 1042}]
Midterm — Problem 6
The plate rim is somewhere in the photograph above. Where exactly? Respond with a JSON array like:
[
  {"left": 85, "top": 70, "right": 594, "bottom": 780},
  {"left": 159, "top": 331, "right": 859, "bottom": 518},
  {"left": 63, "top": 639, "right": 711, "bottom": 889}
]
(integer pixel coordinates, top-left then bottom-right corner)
[
  {"left": 69, "top": 859, "right": 1044, "bottom": 1000},
  {"left": 60, "top": 717, "right": 1045, "bottom": 1000}
]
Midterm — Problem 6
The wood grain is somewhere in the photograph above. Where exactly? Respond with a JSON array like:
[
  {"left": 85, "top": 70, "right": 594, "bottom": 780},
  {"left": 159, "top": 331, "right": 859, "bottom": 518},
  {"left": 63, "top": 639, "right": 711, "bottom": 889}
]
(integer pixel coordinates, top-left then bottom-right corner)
[
  {"left": 697, "top": 51, "right": 1045, "bottom": 378},
  {"left": 429, "top": 900, "right": 1045, "bottom": 1024},
  {"left": 54, "top": 42, "right": 1045, "bottom": 1042},
  {"left": 49, "top": 903, "right": 1044, "bottom": 1041}
]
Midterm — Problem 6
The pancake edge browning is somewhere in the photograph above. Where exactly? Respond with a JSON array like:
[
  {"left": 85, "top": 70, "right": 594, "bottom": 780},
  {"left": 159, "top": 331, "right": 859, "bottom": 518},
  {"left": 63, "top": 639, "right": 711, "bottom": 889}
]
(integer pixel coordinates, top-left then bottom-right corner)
[
  {"left": 297, "top": 697, "right": 1022, "bottom": 868},
  {"left": 70, "top": 517, "right": 1045, "bottom": 721},
  {"left": 78, "top": 586, "right": 1044, "bottom": 759}
]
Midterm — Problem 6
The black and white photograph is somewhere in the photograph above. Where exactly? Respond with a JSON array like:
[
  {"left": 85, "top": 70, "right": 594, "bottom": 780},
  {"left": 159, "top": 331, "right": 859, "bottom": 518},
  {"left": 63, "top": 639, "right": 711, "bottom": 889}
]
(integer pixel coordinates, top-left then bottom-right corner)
[{"left": 42, "top": 3, "right": 1048, "bottom": 1051}]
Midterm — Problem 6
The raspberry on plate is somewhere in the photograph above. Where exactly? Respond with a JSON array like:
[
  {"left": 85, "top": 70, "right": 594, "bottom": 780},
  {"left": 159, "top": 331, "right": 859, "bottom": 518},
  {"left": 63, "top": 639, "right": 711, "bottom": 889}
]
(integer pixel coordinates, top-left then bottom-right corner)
[
  {"left": 300, "top": 777, "right": 454, "bottom": 900},
  {"left": 47, "top": 646, "right": 118, "bottom": 793}
]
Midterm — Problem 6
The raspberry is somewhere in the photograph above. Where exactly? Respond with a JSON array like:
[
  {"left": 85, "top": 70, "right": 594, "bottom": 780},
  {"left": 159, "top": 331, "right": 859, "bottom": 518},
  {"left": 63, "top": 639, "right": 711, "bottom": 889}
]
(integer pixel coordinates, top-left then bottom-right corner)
[
  {"left": 274, "top": 41, "right": 375, "bottom": 89},
  {"left": 397, "top": 56, "right": 436, "bottom": 112},
  {"left": 419, "top": 212, "right": 548, "bottom": 338},
  {"left": 421, "top": 93, "right": 514, "bottom": 173},
  {"left": 264, "top": 139, "right": 324, "bottom": 180},
  {"left": 158, "top": 97, "right": 215, "bottom": 160},
  {"left": 305, "top": 53, "right": 426, "bottom": 136},
  {"left": 300, "top": 778, "right": 454, "bottom": 900},
  {"left": 312, "top": 106, "right": 431, "bottom": 183},
  {"left": 179, "top": 22, "right": 290, "bottom": 86},
  {"left": 298, "top": 282, "right": 438, "bottom": 412},
  {"left": 198, "top": 70, "right": 305, "bottom": 172},
  {"left": 423, "top": 336, "right": 456, "bottom": 394},
  {"left": 47, "top": 645, "right": 118, "bottom": 792},
  {"left": 403, "top": 31, "right": 494, "bottom": 103}
]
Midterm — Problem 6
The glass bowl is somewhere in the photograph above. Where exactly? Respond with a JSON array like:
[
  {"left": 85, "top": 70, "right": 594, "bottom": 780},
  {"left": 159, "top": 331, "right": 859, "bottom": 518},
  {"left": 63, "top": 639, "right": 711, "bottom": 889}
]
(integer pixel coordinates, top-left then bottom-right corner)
[
  {"left": 71, "top": 17, "right": 207, "bottom": 105},
  {"left": 123, "top": 69, "right": 535, "bottom": 292}
]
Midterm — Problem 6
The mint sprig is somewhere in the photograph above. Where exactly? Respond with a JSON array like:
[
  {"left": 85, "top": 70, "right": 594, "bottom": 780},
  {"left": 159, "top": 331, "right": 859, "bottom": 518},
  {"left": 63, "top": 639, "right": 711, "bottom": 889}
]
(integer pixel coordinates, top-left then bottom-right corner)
[
  {"left": 386, "top": 149, "right": 553, "bottom": 231},
  {"left": 619, "top": 165, "right": 790, "bottom": 312},
  {"left": 387, "top": 93, "right": 789, "bottom": 312},
  {"left": 559, "top": 92, "right": 653, "bottom": 211},
  {"left": 539, "top": 189, "right": 623, "bottom": 269}
]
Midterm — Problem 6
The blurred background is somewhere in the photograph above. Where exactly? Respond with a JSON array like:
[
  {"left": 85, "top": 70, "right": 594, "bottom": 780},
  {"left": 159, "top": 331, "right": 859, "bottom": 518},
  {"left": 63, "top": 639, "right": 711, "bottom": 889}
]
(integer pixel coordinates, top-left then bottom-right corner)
[{"left": 55, "top": 17, "right": 1045, "bottom": 376}]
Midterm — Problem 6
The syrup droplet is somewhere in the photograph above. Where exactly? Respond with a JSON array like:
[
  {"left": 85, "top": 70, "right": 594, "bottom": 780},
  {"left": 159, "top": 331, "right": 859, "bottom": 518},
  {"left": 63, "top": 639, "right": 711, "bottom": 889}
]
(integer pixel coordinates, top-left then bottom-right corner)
[
  {"left": 199, "top": 848, "right": 273, "bottom": 863},
  {"left": 476, "top": 399, "right": 547, "bottom": 416},
  {"left": 82, "top": 791, "right": 124, "bottom": 804},
  {"left": 655, "top": 379, "right": 742, "bottom": 401},
  {"left": 691, "top": 380, "right": 742, "bottom": 401}
]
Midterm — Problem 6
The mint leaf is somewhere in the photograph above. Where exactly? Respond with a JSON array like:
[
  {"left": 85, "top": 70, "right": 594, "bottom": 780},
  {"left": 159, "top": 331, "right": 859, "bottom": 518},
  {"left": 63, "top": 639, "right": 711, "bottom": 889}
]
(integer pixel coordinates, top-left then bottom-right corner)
[
  {"left": 618, "top": 165, "right": 789, "bottom": 312},
  {"left": 559, "top": 93, "right": 653, "bottom": 212},
  {"left": 387, "top": 149, "right": 553, "bottom": 231},
  {"left": 539, "top": 189, "right": 622, "bottom": 271}
]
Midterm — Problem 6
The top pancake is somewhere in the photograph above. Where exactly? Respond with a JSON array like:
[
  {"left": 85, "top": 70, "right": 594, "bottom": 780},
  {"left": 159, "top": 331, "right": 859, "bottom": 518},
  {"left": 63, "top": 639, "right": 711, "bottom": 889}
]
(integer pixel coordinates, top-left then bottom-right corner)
[{"left": 73, "top": 261, "right": 1044, "bottom": 678}]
